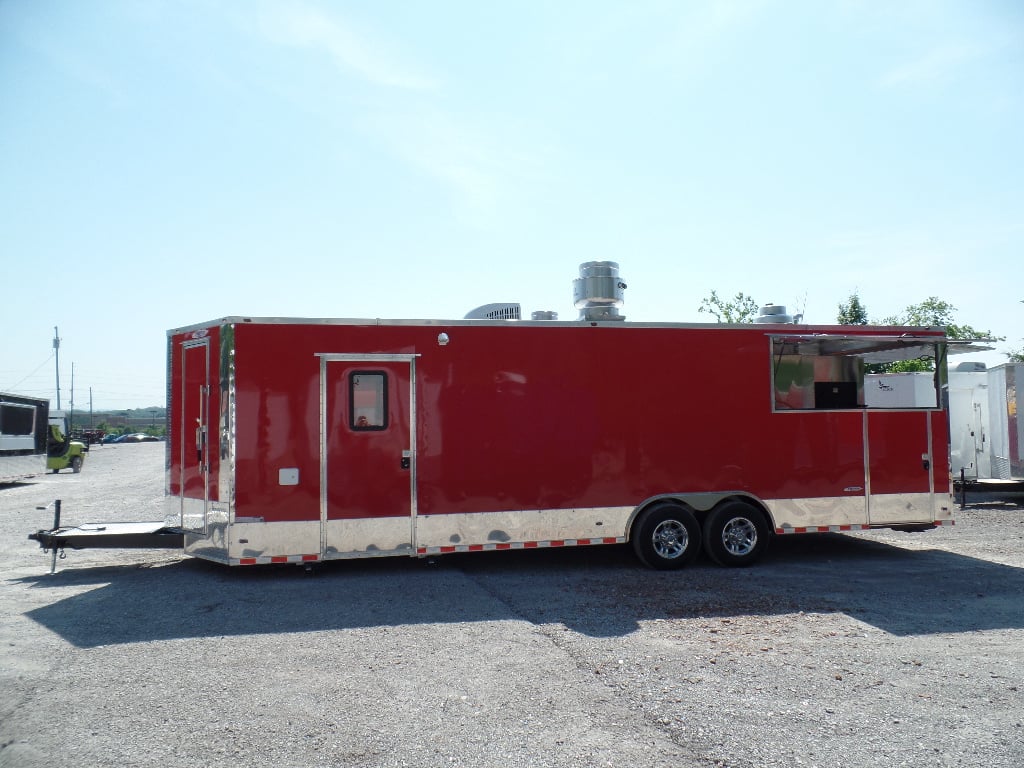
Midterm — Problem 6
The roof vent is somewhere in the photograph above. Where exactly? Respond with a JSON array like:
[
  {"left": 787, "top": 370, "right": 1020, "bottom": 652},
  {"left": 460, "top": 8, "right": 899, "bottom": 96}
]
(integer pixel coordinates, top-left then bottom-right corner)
[
  {"left": 955, "top": 361, "right": 987, "bottom": 372},
  {"left": 754, "top": 304, "right": 803, "bottom": 324},
  {"left": 573, "top": 261, "right": 626, "bottom": 321},
  {"left": 531, "top": 311, "right": 559, "bottom": 320},
  {"left": 464, "top": 303, "right": 521, "bottom": 320}
]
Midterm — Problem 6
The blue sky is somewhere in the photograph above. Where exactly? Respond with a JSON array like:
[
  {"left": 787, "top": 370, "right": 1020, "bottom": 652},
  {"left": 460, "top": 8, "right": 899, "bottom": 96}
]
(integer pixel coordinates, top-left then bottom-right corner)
[{"left": 1, "top": 0, "right": 1021, "bottom": 410}]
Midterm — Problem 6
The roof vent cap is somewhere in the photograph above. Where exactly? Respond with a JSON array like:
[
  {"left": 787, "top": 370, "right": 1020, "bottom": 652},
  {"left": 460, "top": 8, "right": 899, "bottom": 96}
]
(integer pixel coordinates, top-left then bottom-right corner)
[
  {"left": 955, "top": 361, "right": 987, "bottom": 372},
  {"left": 464, "top": 303, "right": 521, "bottom": 320}
]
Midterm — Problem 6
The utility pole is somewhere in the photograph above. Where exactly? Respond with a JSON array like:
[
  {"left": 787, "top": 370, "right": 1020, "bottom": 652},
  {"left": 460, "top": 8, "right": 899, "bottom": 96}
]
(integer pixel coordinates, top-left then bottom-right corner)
[
  {"left": 89, "top": 387, "right": 94, "bottom": 428},
  {"left": 53, "top": 326, "right": 61, "bottom": 409},
  {"left": 70, "top": 362, "right": 75, "bottom": 431}
]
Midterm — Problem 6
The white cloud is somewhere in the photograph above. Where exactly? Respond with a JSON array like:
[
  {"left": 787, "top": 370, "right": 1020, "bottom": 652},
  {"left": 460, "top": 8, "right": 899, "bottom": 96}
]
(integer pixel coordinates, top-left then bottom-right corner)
[
  {"left": 254, "top": 2, "right": 549, "bottom": 225},
  {"left": 16, "top": 24, "right": 126, "bottom": 104},
  {"left": 258, "top": 1, "right": 436, "bottom": 91},
  {"left": 879, "top": 44, "right": 977, "bottom": 88},
  {"left": 369, "top": 109, "right": 551, "bottom": 226}
]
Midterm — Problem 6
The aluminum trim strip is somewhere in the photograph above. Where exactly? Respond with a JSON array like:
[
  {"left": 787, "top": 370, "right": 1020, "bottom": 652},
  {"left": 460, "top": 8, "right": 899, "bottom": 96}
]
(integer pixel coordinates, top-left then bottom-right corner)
[
  {"left": 863, "top": 409, "right": 871, "bottom": 519},
  {"left": 324, "top": 515, "right": 415, "bottom": 554},
  {"left": 315, "top": 353, "right": 420, "bottom": 362},
  {"left": 769, "top": 491, "right": 950, "bottom": 532},
  {"left": 415, "top": 506, "right": 634, "bottom": 550},
  {"left": 319, "top": 355, "right": 328, "bottom": 556},
  {"left": 225, "top": 323, "right": 236, "bottom": 525},
  {"left": 867, "top": 492, "right": 934, "bottom": 525},
  {"left": 766, "top": 495, "right": 867, "bottom": 530},
  {"left": 408, "top": 356, "right": 418, "bottom": 550},
  {"left": 177, "top": 338, "right": 210, "bottom": 535},
  {"left": 928, "top": 410, "right": 935, "bottom": 501},
  {"left": 171, "top": 316, "right": 949, "bottom": 333},
  {"left": 176, "top": 500, "right": 958, "bottom": 566}
]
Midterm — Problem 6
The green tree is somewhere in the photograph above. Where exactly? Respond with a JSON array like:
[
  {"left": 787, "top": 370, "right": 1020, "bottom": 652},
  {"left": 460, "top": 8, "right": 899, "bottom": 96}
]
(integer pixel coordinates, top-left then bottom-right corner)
[
  {"left": 897, "top": 297, "right": 997, "bottom": 341},
  {"left": 1006, "top": 300, "right": 1023, "bottom": 362},
  {"left": 877, "top": 297, "right": 1000, "bottom": 373},
  {"left": 881, "top": 358, "right": 931, "bottom": 373},
  {"left": 837, "top": 292, "right": 868, "bottom": 325},
  {"left": 698, "top": 290, "right": 759, "bottom": 323}
]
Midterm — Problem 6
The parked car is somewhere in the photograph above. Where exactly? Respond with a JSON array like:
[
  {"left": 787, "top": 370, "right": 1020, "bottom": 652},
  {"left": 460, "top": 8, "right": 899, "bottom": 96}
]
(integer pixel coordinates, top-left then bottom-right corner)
[{"left": 119, "top": 433, "right": 160, "bottom": 443}]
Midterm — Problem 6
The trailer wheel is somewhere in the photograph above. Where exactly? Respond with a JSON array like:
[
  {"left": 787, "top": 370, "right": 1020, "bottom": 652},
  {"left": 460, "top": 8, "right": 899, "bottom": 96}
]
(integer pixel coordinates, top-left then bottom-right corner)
[
  {"left": 71, "top": 456, "right": 83, "bottom": 473},
  {"left": 631, "top": 502, "right": 701, "bottom": 570},
  {"left": 703, "top": 500, "right": 768, "bottom": 567}
]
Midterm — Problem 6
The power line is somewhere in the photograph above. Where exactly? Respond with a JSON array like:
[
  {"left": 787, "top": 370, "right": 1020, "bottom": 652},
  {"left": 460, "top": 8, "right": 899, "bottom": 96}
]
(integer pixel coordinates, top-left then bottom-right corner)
[{"left": 3, "top": 353, "right": 55, "bottom": 391}]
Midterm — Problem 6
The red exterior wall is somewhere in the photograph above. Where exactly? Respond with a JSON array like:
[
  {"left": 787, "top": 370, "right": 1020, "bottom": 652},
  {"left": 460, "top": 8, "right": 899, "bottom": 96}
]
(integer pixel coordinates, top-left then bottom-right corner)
[{"left": 167, "top": 320, "right": 949, "bottom": 526}]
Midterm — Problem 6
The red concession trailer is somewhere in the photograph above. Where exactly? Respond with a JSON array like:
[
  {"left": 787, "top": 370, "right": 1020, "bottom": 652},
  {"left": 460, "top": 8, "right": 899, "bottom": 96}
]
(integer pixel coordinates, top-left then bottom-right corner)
[{"left": 164, "top": 312, "right": 954, "bottom": 570}]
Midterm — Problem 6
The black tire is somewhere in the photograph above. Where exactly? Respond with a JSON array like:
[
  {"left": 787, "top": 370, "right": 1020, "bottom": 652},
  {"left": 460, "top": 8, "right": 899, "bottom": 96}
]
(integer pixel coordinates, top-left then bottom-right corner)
[
  {"left": 703, "top": 500, "right": 769, "bottom": 567},
  {"left": 631, "top": 502, "right": 701, "bottom": 570},
  {"left": 71, "top": 456, "right": 83, "bottom": 473}
]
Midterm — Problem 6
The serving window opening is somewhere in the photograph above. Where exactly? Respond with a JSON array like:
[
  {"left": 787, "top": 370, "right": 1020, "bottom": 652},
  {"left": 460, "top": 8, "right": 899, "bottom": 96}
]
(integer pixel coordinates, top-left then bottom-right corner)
[
  {"left": 350, "top": 372, "right": 388, "bottom": 430},
  {"left": 0, "top": 402, "right": 38, "bottom": 452},
  {"left": 771, "top": 335, "right": 945, "bottom": 411}
]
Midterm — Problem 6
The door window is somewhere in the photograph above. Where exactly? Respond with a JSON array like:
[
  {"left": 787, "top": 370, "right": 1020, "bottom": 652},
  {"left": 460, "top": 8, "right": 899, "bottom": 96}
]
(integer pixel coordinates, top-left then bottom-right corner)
[{"left": 350, "top": 372, "right": 388, "bottom": 430}]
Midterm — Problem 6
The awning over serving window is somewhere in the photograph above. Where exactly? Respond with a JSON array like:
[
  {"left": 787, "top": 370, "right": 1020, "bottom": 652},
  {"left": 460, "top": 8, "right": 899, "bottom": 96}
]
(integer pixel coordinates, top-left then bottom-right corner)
[{"left": 769, "top": 334, "right": 995, "bottom": 365}]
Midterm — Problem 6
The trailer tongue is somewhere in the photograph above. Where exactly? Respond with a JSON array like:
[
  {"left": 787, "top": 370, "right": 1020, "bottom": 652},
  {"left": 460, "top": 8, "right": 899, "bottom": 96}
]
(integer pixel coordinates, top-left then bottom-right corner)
[
  {"left": 28, "top": 500, "right": 184, "bottom": 573},
  {"left": 29, "top": 520, "right": 184, "bottom": 550}
]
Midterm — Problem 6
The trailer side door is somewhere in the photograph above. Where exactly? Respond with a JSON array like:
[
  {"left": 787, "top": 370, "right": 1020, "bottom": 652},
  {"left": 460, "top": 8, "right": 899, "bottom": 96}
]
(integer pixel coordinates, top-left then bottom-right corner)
[
  {"left": 178, "top": 338, "right": 211, "bottom": 532},
  {"left": 321, "top": 355, "right": 416, "bottom": 558},
  {"left": 866, "top": 410, "right": 934, "bottom": 524}
]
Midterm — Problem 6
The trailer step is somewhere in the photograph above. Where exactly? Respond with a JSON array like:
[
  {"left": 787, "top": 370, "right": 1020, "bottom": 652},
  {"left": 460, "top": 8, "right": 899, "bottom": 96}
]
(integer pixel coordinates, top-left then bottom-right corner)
[{"left": 954, "top": 478, "right": 1024, "bottom": 507}]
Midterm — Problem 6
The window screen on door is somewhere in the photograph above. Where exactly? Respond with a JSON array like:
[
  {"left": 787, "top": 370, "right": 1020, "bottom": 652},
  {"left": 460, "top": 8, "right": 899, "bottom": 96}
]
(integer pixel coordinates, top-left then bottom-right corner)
[{"left": 350, "top": 372, "right": 388, "bottom": 430}]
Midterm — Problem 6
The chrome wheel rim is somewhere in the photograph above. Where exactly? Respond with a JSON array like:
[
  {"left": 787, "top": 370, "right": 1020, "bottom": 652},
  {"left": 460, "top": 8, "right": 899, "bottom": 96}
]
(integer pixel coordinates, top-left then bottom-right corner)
[
  {"left": 652, "top": 519, "right": 689, "bottom": 560},
  {"left": 721, "top": 517, "right": 757, "bottom": 556}
]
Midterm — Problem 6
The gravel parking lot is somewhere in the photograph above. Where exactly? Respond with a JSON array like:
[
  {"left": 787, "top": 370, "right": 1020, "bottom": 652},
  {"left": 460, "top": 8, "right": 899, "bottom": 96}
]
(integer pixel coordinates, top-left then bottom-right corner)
[{"left": 1, "top": 443, "right": 1022, "bottom": 767}]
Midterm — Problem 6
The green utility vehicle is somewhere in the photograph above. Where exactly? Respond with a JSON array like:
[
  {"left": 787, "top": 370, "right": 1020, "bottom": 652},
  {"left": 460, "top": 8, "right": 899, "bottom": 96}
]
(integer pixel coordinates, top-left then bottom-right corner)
[{"left": 47, "top": 411, "right": 87, "bottom": 473}]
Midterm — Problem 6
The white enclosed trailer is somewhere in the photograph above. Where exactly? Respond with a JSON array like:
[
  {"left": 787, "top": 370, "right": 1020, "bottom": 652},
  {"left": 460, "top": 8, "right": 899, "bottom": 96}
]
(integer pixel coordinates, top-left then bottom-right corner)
[
  {"left": 868, "top": 363, "right": 1023, "bottom": 504},
  {"left": 986, "top": 363, "right": 1023, "bottom": 481}
]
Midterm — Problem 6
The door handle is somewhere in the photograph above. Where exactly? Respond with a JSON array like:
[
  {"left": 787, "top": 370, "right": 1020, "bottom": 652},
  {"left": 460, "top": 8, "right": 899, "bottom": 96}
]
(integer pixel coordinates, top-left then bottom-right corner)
[
  {"left": 921, "top": 453, "right": 930, "bottom": 471},
  {"left": 400, "top": 457, "right": 410, "bottom": 470}
]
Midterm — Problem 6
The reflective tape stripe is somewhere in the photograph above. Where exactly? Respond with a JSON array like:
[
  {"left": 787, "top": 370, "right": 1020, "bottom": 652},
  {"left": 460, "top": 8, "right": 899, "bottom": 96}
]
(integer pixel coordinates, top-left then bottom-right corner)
[
  {"left": 233, "top": 554, "right": 320, "bottom": 566},
  {"left": 775, "top": 525, "right": 869, "bottom": 534},
  {"left": 416, "top": 536, "right": 626, "bottom": 556},
  {"left": 775, "top": 520, "right": 953, "bottom": 535}
]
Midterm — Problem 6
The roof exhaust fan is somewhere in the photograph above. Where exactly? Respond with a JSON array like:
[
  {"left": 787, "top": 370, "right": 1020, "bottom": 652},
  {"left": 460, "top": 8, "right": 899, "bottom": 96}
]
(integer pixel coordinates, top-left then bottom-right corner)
[
  {"left": 573, "top": 261, "right": 626, "bottom": 322},
  {"left": 754, "top": 304, "right": 803, "bottom": 324}
]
